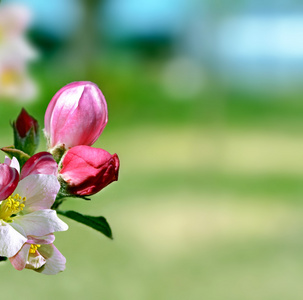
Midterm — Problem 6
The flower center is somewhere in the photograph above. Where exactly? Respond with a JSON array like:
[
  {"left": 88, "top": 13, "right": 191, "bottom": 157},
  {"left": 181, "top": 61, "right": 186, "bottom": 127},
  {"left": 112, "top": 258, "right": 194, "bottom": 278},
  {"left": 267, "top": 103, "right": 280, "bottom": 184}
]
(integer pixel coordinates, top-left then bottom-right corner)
[
  {"left": 0, "top": 194, "right": 26, "bottom": 222},
  {"left": 0, "top": 68, "right": 21, "bottom": 87},
  {"left": 29, "top": 244, "right": 41, "bottom": 254}
]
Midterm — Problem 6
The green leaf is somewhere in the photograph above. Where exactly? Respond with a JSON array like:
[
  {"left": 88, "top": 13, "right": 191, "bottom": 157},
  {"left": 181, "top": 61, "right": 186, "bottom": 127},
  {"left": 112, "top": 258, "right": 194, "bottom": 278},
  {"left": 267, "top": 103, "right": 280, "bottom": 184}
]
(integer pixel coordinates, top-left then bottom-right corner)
[
  {"left": 0, "top": 256, "right": 7, "bottom": 262},
  {"left": 57, "top": 210, "right": 113, "bottom": 239}
]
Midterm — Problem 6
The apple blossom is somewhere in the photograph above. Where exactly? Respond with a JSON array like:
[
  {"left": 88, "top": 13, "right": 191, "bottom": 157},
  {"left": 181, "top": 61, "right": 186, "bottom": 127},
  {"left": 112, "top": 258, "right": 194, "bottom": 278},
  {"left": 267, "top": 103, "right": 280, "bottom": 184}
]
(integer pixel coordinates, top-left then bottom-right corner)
[
  {"left": 9, "top": 234, "right": 66, "bottom": 274},
  {"left": 44, "top": 81, "right": 108, "bottom": 151},
  {"left": 0, "top": 156, "right": 68, "bottom": 258},
  {"left": 59, "top": 145, "right": 119, "bottom": 196}
]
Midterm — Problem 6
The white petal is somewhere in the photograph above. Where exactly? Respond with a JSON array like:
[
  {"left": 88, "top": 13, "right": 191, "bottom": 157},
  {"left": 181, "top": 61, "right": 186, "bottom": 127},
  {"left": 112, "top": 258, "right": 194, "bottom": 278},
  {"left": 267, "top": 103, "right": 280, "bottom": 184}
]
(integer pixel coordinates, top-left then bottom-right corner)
[
  {"left": 15, "top": 174, "right": 60, "bottom": 213},
  {"left": 0, "top": 220, "right": 27, "bottom": 257},
  {"left": 8, "top": 157, "right": 20, "bottom": 173},
  {"left": 35, "top": 244, "right": 66, "bottom": 275},
  {"left": 13, "top": 209, "right": 68, "bottom": 236}
]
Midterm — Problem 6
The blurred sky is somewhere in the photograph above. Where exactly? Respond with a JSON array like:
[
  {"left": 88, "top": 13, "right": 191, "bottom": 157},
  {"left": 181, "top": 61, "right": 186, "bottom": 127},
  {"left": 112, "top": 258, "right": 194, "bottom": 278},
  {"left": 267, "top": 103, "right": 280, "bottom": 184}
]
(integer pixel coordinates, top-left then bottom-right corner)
[
  {"left": 6, "top": 0, "right": 189, "bottom": 38},
  {"left": 5, "top": 0, "right": 303, "bottom": 92},
  {"left": 3, "top": 0, "right": 82, "bottom": 38}
]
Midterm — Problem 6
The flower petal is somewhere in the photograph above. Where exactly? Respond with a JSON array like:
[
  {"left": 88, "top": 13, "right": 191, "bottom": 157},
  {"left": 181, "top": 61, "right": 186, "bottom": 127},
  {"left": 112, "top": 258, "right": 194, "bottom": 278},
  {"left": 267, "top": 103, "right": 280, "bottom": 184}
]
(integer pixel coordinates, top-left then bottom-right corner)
[
  {"left": 13, "top": 209, "right": 68, "bottom": 236},
  {"left": 20, "top": 152, "right": 58, "bottom": 180},
  {"left": 15, "top": 174, "right": 60, "bottom": 212},
  {"left": 26, "top": 251, "right": 46, "bottom": 270},
  {"left": 0, "top": 220, "right": 27, "bottom": 257},
  {"left": 4, "top": 156, "right": 20, "bottom": 173},
  {"left": 44, "top": 81, "right": 108, "bottom": 149},
  {"left": 35, "top": 244, "right": 66, "bottom": 275},
  {"left": 0, "top": 164, "right": 19, "bottom": 201},
  {"left": 9, "top": 243, "right": 30, "bottom": 270},
  {"left": 27, "top": 234, "right": 55, "bottom": 245},
  {"left": 60, "top": 146, "right": 120, "bottom": 196}
]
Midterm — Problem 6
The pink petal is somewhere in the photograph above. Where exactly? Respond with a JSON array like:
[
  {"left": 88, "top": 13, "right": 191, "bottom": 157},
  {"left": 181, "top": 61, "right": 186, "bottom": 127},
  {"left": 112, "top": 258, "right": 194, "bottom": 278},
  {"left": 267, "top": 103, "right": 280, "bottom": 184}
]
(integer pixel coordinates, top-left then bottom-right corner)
[
  {"left": 27, "top": 234, "right": 55, "bottom": 245},
  {"left": 44, "top": 81, "right": 108, "bottom": 149},
  {"left": 60, "top": 145, "right": 119, "bottom": 196},
  {"left": 0, "top": 164, "right": 19, "bottom": 201},
  {"left": 10, "top": 234, "right": 55, "bottom": 271},
  {"left": 9, "top": 243, "right": 30, "bottom": 270},
  {"left": 20, "top": 152, "right": 58, "bottom": 180}
]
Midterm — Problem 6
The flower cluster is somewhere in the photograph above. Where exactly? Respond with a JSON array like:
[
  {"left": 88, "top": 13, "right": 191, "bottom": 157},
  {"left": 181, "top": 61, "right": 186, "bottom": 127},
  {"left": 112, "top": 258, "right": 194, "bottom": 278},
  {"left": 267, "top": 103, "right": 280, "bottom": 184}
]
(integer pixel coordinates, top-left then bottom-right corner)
[
  {"left": 0, "top": 3, "right": 37, "bottom": 101},
  {"left": 0, "top": 81, "right": 120, "bottom": 274}
]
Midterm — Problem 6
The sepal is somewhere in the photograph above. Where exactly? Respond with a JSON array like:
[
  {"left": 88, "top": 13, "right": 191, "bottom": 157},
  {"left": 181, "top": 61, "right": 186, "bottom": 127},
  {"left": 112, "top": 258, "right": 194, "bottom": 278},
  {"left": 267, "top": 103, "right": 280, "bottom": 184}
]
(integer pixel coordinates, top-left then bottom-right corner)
[
  {"left": 1, "top": 146, "right": 30, "bottom": 168},
  {"left": 12, "top": 108, "right": 39, "bottom": 156}
]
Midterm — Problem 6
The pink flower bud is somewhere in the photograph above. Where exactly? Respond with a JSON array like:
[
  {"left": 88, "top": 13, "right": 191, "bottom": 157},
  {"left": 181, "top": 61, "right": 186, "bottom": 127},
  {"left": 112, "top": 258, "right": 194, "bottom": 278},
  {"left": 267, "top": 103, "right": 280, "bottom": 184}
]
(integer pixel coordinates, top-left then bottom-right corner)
[
  {"left": 20, "top": 152, "right": 58, "bottom": 180},
  {"left": 44, "top": 81, "right": 108, "bottom": 150},
  {"left": 0, "top": 164, "right": 19, "bottom": 201},
  {"left": 59, "top": 145, "right": 119, "bottom": 196}
]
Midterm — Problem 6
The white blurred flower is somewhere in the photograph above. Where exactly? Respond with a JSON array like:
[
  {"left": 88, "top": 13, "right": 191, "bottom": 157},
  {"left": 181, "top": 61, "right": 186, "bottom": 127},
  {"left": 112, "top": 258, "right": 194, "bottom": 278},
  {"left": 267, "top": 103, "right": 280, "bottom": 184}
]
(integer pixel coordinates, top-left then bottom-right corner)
[
  {"left": 0, "top": 3, "right": 38, "bottom": 101},
  {"left": 0, "top": 61, "right": 37, "bottom": 101}
]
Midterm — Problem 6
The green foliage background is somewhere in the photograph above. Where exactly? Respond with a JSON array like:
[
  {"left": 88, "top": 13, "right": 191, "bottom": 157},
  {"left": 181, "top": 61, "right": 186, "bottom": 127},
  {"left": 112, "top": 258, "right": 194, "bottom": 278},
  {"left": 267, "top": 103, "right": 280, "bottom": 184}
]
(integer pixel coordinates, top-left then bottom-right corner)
[
  {"left": 0, "top": 55, "right": 303, "bottom": 299},
  {"left": 1, "top": 3, "right": 303, "bottom": 298}
]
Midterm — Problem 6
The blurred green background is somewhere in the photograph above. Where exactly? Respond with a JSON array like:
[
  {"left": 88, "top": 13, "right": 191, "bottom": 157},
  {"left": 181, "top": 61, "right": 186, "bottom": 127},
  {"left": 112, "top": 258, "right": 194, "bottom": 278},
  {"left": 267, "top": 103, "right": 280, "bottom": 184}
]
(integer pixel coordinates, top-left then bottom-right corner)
[{"left": 2, "top": 0, "right": 303, "bottom": 299}]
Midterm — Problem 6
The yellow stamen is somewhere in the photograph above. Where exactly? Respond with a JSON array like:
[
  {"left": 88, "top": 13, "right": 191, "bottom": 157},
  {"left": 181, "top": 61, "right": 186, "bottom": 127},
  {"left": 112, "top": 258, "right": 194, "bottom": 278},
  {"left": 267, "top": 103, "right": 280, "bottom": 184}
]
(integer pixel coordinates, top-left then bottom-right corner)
[
  {"left": 0, "top": 194, "right": 26, "bottom": 222},
  {"left": 29, "top": 244, "right": 41, "bottom": 254}
]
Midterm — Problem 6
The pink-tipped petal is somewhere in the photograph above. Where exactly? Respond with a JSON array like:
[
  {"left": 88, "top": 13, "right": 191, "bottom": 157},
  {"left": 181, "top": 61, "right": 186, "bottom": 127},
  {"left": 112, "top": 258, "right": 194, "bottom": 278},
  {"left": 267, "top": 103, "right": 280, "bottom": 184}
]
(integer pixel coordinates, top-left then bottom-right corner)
[
  {"left": 10, "top": 234, "right": 56, "bottom": 271},
  {"left": 9, "top": 243, "right": 31, "bottom": 271},
  {"left": 0, "top": 164, "right": 19, "bottom": 201},
  {"left": 15, "top": 174, "right": 60, "bottom": 212},
  {"left": 20, "top": 152, "right": 58, "bottom": 180},
  {"left": 27, "top": 234, "right": 55, "bottom": 245}
]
